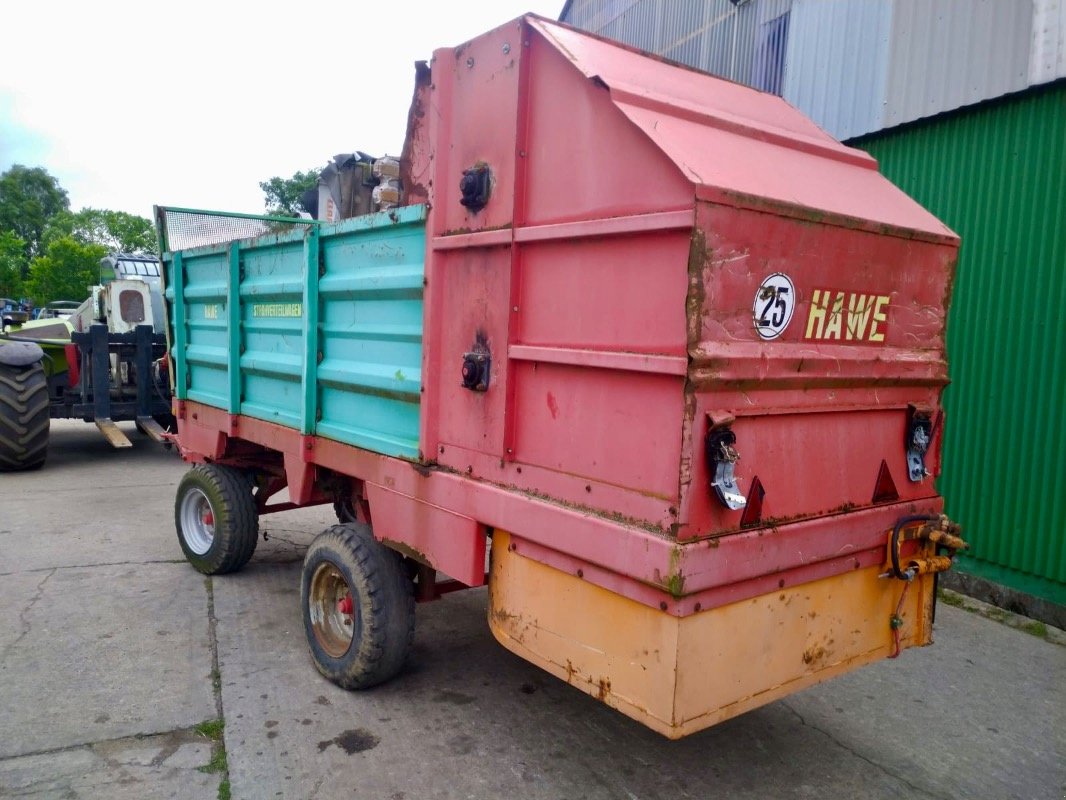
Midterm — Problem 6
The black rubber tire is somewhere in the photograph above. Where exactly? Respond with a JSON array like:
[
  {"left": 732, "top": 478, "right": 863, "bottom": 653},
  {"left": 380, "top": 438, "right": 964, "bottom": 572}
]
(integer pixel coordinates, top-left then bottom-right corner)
[
  {"left": 0, "top": 361, "right": 49, "bottom": 472},
  {"left": 174, "top": 464, "right": 259, "bottom": 574},
  {"left": 333, "top": 498, "right": 357, "bottom": 524},
  {"left": 301, "top": 523, "right": 415, "bottom": 689}
]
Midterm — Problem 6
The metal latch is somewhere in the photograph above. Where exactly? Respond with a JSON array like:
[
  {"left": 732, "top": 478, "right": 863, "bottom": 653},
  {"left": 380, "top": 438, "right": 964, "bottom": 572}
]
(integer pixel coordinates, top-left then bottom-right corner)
[
  {"left": 706, "top": 416, "right": 746, "bottom": 511},
  {"left": 906, "top": 405, "right": 934, "bottom": 482}
]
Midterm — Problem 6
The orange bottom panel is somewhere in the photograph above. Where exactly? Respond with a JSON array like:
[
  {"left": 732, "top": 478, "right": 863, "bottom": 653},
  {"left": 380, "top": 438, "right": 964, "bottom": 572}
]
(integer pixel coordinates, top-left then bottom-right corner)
[{"left": 488, "top": 530, "right": 935, "bottom": 739}]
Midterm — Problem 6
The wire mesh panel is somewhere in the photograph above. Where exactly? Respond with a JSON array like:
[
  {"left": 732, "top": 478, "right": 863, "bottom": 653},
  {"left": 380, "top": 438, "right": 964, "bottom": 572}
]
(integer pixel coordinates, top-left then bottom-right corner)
[{"left": 155, "top": 206, "right": 320, "bottom": 252}]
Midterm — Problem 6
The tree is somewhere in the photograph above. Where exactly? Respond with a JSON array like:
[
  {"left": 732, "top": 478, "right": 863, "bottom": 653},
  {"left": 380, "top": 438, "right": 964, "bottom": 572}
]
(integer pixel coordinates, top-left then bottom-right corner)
[
  {"left": 0, "top": 165, "right": 70, "bottom": 262},
  {"left": 0, "top": 232, "right": 28, "bottom": 299},
  {"left": 24, "top": 236, "right": 107, "bottom": 306},
  {"left": 259, "top": 169, "right": 321, "bottom": 216},
  {"left": 44, "top": 208, "right": 157, "bottom": 254}
]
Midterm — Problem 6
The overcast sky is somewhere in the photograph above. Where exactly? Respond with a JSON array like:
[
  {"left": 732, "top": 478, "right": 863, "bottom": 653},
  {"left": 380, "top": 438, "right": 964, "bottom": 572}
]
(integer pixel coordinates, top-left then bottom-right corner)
[{"left": 0, "top": 1, "right": 563, "bottom": 220}]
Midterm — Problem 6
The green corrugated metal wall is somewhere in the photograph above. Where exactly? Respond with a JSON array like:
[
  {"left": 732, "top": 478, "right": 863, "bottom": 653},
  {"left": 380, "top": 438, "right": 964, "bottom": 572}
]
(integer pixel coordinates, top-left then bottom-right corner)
[{"left": 853, "top": 80, "right": 1066, "bottom": 606}]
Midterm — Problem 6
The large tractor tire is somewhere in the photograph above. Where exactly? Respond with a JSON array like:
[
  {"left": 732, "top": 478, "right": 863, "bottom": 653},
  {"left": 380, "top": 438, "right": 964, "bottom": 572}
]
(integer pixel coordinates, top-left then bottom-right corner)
[
  {"left": 301, "top": 523, "right": 415, "bottom": 689},
  {"left": 175, "top": 464, "right": 259, "bottom": 574},
  {"left": 0, "top": 358, "right": 50, "bottom": 472}
]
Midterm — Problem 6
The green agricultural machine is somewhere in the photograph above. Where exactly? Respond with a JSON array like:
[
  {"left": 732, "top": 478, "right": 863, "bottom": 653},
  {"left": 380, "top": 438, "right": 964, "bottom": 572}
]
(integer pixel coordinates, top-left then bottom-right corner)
[{"left": 0, "top": 253, "right": 173, "bottom": 470}]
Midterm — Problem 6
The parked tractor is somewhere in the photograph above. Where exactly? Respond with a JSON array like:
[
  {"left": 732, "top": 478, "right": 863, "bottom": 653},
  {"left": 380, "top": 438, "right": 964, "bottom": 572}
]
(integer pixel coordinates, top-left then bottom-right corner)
[
  {"left": 1, "top": 298, "right": 30, "bottom": 331},
  {"left": 0, "top": 253, "right": 172, "bottom": 470}
]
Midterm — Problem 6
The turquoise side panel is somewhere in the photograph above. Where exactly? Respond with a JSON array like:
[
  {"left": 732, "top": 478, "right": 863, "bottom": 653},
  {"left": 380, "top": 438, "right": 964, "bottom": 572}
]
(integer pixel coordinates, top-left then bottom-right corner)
[
  {"left": 317, "top": 214, "right": 425, "bottom": 459},
  {"left": 180, "top": 249, "right": 229, "bottom": 409},
  {"left": 165, "top": 205, "right": 426, "bottom": 460},
  {"left": 240, "top": 238, "right": 307, "bottom": 427}
]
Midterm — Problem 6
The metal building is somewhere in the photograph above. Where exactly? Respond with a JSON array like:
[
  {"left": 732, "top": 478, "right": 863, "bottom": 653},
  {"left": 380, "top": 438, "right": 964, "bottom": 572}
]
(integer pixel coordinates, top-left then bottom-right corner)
[
  {"left": 560, "top": 0, "right": 1065, "bottom": 139},
  {"left": 561, "top": 0, "right": 1066, "bottom": 622}
]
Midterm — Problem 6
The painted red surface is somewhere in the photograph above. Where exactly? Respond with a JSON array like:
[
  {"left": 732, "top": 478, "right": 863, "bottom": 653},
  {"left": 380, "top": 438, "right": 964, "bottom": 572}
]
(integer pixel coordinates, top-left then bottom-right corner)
[{"left": 174, "top": 15, "right": 958, "bottom": 614}]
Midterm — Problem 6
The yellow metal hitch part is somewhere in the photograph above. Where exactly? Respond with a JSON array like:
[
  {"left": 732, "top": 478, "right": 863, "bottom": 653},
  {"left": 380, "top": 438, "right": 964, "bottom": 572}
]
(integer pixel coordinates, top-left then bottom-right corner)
[
  {"left": 886, "top": 514, "right": 967, "bottom": 581},
  {"left": 905, "top": 555, "right": 955, "bottom": 576}
]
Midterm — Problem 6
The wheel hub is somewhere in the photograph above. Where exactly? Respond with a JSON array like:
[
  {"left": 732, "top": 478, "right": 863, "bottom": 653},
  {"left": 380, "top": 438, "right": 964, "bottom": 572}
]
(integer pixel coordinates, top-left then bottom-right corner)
[
  {"left": 179, "top": 487, "right": 216, "bottom": 555},
  {"left": 337, "top": 594, "right": 354, "bottom": 615},
  {"left": 309, "top": 562, "right": 356, "bottom": 658}
]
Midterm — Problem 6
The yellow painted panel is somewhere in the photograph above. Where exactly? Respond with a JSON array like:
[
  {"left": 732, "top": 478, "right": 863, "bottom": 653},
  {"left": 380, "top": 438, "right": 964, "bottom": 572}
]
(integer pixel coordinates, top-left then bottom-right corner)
[
  {"left": 673, "top": 563, "right": 931, "bottom": 731},
  {"left": 488, "top": 530, "right": 935, "bottom": 739},
  {"left": 489, "top": 533, "right": 679, "bottom": 724}
]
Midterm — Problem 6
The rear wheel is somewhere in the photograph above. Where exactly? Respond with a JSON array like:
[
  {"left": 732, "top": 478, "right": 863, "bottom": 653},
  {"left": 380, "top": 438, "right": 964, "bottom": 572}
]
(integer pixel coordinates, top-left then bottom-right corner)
[
  {"left": 301, "top": 523, "right": 415, "bottom": 689},
  {"left": 333, "top": 498, "right": 357, "bottom": 524},
  {"left": 0, "top": 361, "right": 49, "bottom": 471},
  {"left": 175, "top": 464, "right": 259, "bottom": 574}
]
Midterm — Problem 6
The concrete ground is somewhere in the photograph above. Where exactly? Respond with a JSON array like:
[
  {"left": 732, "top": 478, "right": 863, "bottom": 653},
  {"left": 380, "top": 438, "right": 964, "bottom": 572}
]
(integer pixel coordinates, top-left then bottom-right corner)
[{"left": 1, "top": 420, "right": 1063, "bottom": 800}]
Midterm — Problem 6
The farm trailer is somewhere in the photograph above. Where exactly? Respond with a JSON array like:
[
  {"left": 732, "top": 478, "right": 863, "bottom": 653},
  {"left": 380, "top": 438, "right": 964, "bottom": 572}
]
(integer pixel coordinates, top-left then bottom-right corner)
[{"left": 159, "top": 15, "right": 966, "bottom": 739}]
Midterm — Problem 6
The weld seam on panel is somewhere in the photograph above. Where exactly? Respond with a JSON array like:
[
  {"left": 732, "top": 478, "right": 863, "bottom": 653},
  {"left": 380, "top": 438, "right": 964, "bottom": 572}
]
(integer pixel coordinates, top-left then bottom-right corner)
[
  {"left": 513, "top": 209, "right": 694, "bottom": 242},
  {"left": 608, "top": 84, "right": 875, "bottom": 170},
  {"left": 432, "top": 229, "right": 513, "bottom": 250},
  {"left": 180, "top": 285, "right": 228, "bottom": 300},
  {"left": 509, "top": 345, "right": 688, "bottom": 376}
]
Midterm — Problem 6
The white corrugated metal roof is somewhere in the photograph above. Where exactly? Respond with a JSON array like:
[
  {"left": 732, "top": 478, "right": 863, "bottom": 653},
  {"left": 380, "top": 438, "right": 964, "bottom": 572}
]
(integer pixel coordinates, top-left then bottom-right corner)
[
  {"left": 1030, "top": 0, "right": 1066, "bottom": 84},
  {"left": 882, "top": 0, "right": 1033, "bottom": 132},
  {"left": 782, "top": 0, "right": 893, "bottom": 141},
  {"left": 560, "top": 0, "right": 1066, "bottom": 139}
]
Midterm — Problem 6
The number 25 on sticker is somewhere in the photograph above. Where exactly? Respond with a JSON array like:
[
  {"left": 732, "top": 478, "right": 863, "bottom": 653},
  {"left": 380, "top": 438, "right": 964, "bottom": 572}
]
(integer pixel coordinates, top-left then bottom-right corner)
[{"left": 753, "top": 273, "right": 796, "bottom": 340}]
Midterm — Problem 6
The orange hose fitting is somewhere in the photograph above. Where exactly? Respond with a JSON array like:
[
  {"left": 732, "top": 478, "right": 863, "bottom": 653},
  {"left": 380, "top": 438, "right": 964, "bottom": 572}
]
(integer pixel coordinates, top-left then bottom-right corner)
[{"left": 905, "top": 555, "right": 955, "bottom": 576}]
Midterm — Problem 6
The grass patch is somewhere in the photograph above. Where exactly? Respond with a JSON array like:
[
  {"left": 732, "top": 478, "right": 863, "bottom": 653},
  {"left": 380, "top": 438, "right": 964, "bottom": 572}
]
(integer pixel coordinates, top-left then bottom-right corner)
[
  {"left": 938, "top": 589, "right": 1055, "bottom": 642},
  {"left": 195, "top": 718, "right": 224, "bottom": 742},
  {"left": 195, "top": 718, "right": 230, "bottom": 799},
  {"left": 937, "top": 589, "right": 965, "bottom": 607},
  {"left": 199, "top": 740, "right": 228, "bottom": 775},
  {"left": 1021, "top": 620, "right": 1048, "bottom": 639},
  {"left": 985, "top": 607, "right": 1009, "bottom": 623}
]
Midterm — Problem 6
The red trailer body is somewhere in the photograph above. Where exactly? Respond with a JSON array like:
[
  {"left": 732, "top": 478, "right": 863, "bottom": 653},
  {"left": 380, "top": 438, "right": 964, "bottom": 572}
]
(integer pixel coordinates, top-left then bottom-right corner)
[{"left": 165, "top": 16, "right": 965, "bottom": 738}]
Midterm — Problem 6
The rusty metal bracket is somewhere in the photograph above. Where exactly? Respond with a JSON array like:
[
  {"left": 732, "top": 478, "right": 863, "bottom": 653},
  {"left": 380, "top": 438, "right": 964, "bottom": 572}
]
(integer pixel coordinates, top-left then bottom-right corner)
[
  {"left": 883, "top": 514, "right": 967, "bottom": 580},
  {"left": 905, "top": 404, "right": 935, "bottom": 482},
  {"left": 706, "top": 426, "right": 746, "bottom": 511}
]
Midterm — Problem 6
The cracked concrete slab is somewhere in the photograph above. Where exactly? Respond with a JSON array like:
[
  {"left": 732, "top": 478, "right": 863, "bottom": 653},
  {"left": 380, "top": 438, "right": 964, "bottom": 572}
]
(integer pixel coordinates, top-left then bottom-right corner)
[
  {"left": 211, "top": 552, "right": 1066, "bottom": 800},
  {"left": 784, "top": 606, "right": 1066, "bottom": 800},
  {"left": 0, "top": 562, "right": 217, "bottom": 759},
  {"left": 0, "top": 729, "right": 219, "bottom": 799},
  {"left": 3, "top": 419, "right": 1063, "bottom": 798},
  {"left": 0, "top": 422, "right": 187, "bottom": 573}
]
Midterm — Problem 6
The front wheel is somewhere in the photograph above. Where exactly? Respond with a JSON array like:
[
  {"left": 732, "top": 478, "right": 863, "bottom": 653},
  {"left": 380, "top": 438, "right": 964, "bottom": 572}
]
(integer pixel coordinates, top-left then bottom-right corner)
[
  {"left": 0, "top": 360, "right": 49, "bottom": 471},
  {"left": 175, "top": 464, "right": 259, "bottom": 574},
  {"left": 301, "top": 523, "right": 415, "bottom": 689}
]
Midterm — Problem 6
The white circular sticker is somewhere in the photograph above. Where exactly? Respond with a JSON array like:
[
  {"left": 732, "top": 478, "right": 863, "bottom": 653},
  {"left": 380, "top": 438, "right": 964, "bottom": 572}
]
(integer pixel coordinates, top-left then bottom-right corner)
[{"left": 752, "top": 273, "right": 796, "bottom": 340}]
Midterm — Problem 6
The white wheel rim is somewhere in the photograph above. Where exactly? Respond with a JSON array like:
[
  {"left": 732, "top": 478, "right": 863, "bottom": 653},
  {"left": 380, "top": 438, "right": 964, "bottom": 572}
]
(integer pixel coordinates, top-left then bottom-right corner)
[{"left": 180, "top": 487, "right": 215, "bottom": 555}]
